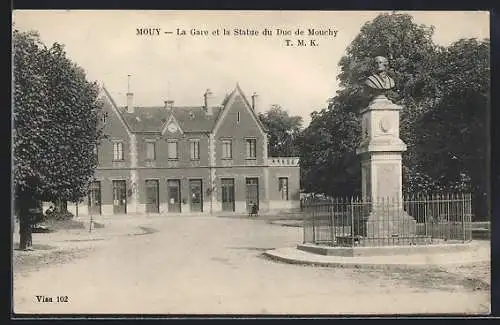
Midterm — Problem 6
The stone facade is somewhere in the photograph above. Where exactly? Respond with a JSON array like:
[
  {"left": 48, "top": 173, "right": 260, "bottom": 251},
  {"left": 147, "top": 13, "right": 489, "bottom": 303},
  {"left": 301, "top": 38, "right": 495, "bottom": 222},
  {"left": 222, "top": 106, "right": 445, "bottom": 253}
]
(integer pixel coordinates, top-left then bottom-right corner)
[
  {"left": 68, "top": 84, "right": 300, "bottom": 217},
  {"left": 356, "top": 95, "right": 416, "bottom": 238}
]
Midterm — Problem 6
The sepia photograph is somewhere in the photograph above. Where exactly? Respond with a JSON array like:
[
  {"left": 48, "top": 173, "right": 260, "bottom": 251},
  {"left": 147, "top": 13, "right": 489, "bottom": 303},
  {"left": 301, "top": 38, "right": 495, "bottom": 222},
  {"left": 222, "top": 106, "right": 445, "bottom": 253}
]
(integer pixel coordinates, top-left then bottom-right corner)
[{"left": 11, "top": 10, "right": 491, "bottom": 316}]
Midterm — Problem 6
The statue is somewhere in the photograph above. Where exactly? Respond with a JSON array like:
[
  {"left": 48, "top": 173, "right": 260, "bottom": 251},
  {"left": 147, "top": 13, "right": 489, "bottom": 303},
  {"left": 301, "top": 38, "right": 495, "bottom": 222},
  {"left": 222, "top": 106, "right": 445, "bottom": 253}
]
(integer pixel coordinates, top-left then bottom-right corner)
[{"left": 365, "top": 56, "right": 395, "bottom": 92}]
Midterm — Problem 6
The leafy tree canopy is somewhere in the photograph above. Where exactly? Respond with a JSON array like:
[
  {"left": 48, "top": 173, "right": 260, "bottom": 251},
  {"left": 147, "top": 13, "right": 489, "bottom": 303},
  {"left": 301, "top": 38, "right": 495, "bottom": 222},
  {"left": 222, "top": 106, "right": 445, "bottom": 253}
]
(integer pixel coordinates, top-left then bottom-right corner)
[
  {"left": 258, "top": 104, "right": 303, "bottom": 157},
  {"left": 299, "top": 12, "right": 490, "bottom": 216},
  {"left": 13, "top": 29, "right": 104, "bottom": 204}
]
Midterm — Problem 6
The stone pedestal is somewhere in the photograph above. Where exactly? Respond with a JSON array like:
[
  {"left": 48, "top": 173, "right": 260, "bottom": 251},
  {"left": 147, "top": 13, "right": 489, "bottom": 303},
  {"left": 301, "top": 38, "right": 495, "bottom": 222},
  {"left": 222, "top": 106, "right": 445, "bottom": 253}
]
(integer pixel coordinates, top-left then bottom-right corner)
[{"left": 356, "top": 95, "right": 416, "bottom": 239}]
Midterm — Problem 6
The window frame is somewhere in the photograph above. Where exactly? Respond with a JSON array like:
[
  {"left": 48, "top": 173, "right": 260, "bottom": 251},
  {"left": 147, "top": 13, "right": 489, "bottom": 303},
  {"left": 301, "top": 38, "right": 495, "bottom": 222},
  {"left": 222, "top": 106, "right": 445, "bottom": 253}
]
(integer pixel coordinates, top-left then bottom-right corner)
[
  {"left": 278, "top": 177, "right": 289, "bottom": 201},
  {"left": 93, "top": 144, "right": 99, "bottom": 163},
  {"left": 245, "top": 138, "right": 257, "bottom": 159},
  {"left": 112, "top": 141, "right": 124, "bottom": 161},
  {"left": 145, "top": 140, "right": 156, "bottom": 161},
  {"left": 167, "top": 140, "right": 179, "bottom": 160},
  {"left": 221, "top": 138, "right": 233, "bottom": 159},
  {"left": 101, "top": 111, "right": 108, "bottom": 124},
  {"left": 190, "top": 139, "right": 200, "bottom": 161}
]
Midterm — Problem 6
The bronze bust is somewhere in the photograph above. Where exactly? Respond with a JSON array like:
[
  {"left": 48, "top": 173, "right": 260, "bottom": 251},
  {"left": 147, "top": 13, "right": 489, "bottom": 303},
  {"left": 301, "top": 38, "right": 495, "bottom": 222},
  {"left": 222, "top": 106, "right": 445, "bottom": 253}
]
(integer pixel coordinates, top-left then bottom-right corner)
[{"left": 365, "top": 56, "right": 395, "bottom": 91}]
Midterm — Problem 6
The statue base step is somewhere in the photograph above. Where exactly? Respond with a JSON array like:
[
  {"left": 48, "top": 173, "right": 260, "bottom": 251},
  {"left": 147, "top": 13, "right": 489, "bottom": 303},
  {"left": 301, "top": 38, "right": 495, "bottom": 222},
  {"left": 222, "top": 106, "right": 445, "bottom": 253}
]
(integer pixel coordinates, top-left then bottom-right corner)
[
  {"left": 354, "top": 208, "right": 417, "bottom": 238},
  {"left": 335, "top": 235, "right": 432, "bottom": 247}
]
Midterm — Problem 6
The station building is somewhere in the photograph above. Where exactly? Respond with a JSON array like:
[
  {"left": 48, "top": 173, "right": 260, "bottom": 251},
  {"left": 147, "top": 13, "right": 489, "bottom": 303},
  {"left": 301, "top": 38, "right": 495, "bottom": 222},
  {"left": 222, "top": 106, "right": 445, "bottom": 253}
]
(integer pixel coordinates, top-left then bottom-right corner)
[{"left": 68, "top": 84, "right": 300, "bottom": 216}]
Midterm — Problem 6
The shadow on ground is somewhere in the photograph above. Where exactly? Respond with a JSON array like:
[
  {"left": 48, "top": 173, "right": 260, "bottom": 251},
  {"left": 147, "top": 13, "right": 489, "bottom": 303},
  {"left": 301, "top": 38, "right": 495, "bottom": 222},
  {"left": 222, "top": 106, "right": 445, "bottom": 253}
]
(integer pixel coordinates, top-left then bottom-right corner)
[{"left": 261, "top": 252, "right": 490, "bottom": 293}]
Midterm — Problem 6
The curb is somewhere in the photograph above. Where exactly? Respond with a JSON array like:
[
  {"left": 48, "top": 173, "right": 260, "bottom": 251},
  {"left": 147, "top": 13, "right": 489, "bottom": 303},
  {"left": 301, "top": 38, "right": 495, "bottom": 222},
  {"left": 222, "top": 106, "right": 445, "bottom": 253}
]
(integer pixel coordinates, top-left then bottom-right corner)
[
  {"left": 268, "top": 220, "right": 302, "bottom": 227},
  {"left": 263, "top": 249, "right": 489, "bottom": 271},
  {"left": 53, "top": 225, "right": 159, "bottom": 243}
]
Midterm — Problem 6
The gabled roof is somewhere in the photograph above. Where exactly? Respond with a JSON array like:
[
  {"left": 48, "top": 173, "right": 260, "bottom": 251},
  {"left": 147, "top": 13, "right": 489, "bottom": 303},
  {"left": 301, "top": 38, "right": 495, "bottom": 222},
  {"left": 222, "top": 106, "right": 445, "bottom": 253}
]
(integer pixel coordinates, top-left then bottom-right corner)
[
  {"left": 212, "top": 83, "right": 268, "bottom": 134},
  {"left": 108, "top": 85, "right": 262, "bottom": 134}
]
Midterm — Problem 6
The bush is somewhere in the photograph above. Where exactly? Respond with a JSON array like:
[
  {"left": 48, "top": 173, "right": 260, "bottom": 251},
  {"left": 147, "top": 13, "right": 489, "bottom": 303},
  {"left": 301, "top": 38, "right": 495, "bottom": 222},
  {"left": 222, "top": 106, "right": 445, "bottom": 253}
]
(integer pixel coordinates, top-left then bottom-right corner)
[{"left": 45, "top": 210, "right": 75, "bottom": 221}]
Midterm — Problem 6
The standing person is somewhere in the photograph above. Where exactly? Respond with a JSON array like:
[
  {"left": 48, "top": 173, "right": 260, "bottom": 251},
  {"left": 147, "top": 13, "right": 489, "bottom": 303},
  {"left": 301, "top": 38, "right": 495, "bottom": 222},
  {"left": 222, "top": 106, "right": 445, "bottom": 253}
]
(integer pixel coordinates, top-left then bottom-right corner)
[{"left": 251, "top": 202, "right": 259, "bottom": 217}]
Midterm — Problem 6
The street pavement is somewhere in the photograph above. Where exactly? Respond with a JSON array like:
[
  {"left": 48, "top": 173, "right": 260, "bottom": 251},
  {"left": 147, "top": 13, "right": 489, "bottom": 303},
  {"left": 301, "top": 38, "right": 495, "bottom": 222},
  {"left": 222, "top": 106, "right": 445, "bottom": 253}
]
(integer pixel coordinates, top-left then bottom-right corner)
[{"left": 13, "top": 216, "right": 490, "bottom": 315}]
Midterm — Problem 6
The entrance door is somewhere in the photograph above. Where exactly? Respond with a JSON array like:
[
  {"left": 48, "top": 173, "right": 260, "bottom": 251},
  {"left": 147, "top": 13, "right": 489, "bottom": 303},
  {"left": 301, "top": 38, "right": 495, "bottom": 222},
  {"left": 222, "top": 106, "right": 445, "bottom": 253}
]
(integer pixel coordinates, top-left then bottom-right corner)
[
  {"left": 145, "top": 180, "right": 159, "bottom": 213},
  {"left": 189, "top": 179, "right": 203, "bottom": 213},
  {"left": 88, "top": 181, "right": 101, "bottom": 215},
  {"left": 112, "top": 180, "right": 127, "bottom": 214},
  {"left": 221, "top": 178, "right": 235, "bottom": 212},
  {"left": 167, "top": 179, "right": 181, "bottom": 213},
  {"left": 246, "top": 178, "right": 259, "bottom": 213}
]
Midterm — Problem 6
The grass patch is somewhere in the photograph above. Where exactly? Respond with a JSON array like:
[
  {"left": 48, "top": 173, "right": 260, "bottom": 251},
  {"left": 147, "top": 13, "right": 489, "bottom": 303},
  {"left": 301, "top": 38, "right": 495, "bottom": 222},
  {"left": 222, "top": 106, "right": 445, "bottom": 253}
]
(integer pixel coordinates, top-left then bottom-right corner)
[
  {"left": 92, "top": 221, "right": 105, "bottom": 229},
  {"left": 40, "top": 219, "right": 85, "bottom": 230},
  {"left": 13, "top": 243, "right": 56, "bottom": 251},
  {"left": 136, "top": 226, "right": 159, "bottom": 235},
  {"left": 13, "top": 246, "right": 95, "bottom": 275}
]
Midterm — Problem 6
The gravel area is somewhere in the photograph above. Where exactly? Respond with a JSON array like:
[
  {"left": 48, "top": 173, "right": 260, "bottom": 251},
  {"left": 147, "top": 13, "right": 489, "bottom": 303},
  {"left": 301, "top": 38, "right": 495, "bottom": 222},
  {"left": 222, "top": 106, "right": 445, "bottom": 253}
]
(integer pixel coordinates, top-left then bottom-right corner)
[{"left": 12, "top": 216, "right": 490, "bottom": 315}]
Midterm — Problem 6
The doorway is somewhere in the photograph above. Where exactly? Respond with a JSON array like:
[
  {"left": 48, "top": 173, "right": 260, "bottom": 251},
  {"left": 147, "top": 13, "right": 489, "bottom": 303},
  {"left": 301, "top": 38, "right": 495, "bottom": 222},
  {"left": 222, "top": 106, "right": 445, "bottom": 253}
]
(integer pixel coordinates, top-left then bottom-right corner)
[
  {"left": 112, "top": 180, "right": 127, "bottom": 214},
  {"left": 245, "top": 177, "right": 259, "bottom": 213},
  {"left": 88, "top": 181, "right": 101, "bottom": 215},
  {"left": 167, "top": 179, "right": 181, "bottom": 213},
  {"left": 221, "top": 178, "right": 235, "bottom": 212},
  {"left": 145, "top": 180, "right": 159, "bottom": 213},
  {"left": 189, "top": 179, "right": 203, "bottom": 213}
]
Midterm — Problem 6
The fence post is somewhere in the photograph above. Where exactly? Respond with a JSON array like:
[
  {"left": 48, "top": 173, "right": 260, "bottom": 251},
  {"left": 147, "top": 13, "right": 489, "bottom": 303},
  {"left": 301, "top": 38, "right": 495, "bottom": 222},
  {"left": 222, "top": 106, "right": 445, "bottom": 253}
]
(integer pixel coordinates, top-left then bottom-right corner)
[
  {"left": 350, "top": 197, "right": 354, "bottom": 247},
  {"left": 461, "top": 193, "right": 466, "bottom": 242},
  {"left": 329, "top": 200, "right": 335, "bottom": 247},
  {"left": 312, "top": 209, "right": 316, "bottom": 245},
  {"left": 302, "top": 202, "right": 306, "bottom": 244}
]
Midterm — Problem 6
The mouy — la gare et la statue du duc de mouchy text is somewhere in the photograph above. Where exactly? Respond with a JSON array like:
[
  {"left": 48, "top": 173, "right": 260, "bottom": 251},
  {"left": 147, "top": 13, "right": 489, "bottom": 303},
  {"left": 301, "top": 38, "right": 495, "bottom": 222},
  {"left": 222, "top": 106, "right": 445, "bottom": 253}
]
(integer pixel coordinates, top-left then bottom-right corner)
[{"left": 135, "top": 27, "right": 339, "bottom": 37}]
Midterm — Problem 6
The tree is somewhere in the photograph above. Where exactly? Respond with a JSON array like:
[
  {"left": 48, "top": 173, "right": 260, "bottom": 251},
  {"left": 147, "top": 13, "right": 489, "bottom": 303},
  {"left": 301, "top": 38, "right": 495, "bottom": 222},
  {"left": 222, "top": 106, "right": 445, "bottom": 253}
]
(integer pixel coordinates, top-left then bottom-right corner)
[
  {"left": 258, "top": 105, "right": 303, "bottom": 157},
  {"left": 413, "top": 38, "right": 490, "bottom": 218},
  {"left": 301, "top": 13, "right": 440, "bottom": 197},
  {"left": 298, "top": 105, "right": 361, "bottom": 197},
  {"left": 300, "top": 13, "right": 490, "bottom": 220},
  {"left": 13, "top": 29, "right": 104, "bottom": 249}
]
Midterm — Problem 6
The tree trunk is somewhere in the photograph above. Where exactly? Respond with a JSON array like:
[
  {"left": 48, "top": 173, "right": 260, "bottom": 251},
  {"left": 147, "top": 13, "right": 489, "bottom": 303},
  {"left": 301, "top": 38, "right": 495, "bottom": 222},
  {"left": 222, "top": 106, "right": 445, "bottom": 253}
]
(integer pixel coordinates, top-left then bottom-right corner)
[
  {"left": 19, "top": 212, "right": 32, "bottom": 250},
  {"left": 56, "top": 199, "right": 68, "bottom": 213}
]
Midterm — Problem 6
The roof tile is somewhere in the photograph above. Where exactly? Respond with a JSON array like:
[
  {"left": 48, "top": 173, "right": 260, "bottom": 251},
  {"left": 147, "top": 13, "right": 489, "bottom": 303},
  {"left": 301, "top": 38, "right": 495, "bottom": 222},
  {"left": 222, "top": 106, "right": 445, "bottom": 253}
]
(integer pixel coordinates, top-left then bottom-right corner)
[{"left": 120, "top": 106, "right": 223, "bottom": 133}]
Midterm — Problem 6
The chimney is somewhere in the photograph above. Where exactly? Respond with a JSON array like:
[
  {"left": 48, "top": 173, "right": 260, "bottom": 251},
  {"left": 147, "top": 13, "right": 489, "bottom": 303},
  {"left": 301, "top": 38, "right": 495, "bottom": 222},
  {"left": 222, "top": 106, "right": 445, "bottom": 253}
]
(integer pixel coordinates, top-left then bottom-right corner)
[
  {"left": 126, "top": 74, "right": 134, "bottom": 113},
  {"left": 251, "top": 92, "right": 259, "bottom": 112},
  {"left": 126, "top": 92, "right": 134, "bottom": 113},
  {"left": 204, "top": 89, "right": 215, "bottom": 116},
  {"left": 164, "top": 100, "right": 174, "bottom": 110}
]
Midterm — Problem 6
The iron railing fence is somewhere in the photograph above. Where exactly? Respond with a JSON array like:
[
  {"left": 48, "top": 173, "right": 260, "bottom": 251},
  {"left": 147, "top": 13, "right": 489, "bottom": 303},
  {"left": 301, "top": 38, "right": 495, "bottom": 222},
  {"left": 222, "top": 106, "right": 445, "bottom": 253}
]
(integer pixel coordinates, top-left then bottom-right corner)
[{"left": 302, "top": 193, "right": 472, "bottom": 247}]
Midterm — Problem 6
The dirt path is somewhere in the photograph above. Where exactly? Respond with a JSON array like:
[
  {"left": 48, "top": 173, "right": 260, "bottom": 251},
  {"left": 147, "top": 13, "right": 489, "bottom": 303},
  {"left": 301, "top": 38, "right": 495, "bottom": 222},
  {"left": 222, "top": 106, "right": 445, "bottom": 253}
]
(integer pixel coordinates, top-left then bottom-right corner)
[{"left": 13, "top": 217, "right": 490, "bottom": 315}]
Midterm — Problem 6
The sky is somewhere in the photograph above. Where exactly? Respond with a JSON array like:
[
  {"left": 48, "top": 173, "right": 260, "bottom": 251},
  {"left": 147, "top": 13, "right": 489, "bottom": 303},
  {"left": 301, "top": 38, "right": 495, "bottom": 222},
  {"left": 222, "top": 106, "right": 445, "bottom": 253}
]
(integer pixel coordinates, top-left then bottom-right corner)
[{"left": 12, "top": 10, "right": 489, "bottom": 127}]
